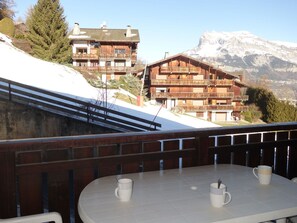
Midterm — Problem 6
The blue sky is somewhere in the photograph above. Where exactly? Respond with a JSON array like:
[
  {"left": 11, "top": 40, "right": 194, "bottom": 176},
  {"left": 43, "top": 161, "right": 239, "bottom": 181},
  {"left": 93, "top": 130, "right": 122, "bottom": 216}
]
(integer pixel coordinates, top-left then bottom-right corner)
[{"left": 14, "top": 0, "right": 297, "bottom": 63}]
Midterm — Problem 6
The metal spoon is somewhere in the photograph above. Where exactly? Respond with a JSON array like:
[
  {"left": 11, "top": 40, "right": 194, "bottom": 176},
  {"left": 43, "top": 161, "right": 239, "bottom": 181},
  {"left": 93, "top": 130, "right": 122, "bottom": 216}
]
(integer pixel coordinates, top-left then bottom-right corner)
[{"left": 218, "top": 178, "right": 222, "bottom": 189}]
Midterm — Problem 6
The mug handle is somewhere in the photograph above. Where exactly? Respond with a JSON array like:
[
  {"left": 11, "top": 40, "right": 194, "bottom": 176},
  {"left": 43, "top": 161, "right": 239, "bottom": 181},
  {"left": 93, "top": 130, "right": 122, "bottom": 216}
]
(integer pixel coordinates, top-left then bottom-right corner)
[
  {"left": 253, "top": 167, "right": 259, "bottom": 179},
  {"left": 223, "top": 192, "right": 232, "bottom": 205},
  {"left": 115, "top": 187, "right": 119, "bottom": 198}
]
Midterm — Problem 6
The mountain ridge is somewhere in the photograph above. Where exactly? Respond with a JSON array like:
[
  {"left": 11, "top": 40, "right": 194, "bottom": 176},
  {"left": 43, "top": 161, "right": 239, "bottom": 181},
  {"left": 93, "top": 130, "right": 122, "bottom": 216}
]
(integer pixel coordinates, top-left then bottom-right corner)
[{"left": 185, "top": 31, "right": 297, "bottom": 100}]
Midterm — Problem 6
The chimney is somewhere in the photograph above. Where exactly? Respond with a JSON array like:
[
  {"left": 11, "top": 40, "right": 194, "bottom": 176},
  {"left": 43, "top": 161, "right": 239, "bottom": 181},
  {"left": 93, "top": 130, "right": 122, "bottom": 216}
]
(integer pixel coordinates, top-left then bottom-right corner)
[
  {"left": 73, "top": 23, "right": 80, "bottom": 35},
  {"left": 125, "top": 25, "right": 137, "bottom": 37},
  {"left": 126, "top": 25, "right": 132, "bottom": 37},
  {"left": 100, "top": 21, "right": 107, "bottom": 29},
  {"left": 238, "top": 73, "right": 244, "bottom": 82},
  {"left": 164, "top": 52, "right": 169, "bottom": 59}
]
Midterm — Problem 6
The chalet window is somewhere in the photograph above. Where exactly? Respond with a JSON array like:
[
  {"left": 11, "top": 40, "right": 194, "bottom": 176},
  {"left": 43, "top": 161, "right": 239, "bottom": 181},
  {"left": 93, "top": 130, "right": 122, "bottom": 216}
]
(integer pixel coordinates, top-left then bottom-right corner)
[
  {"left": 106, "top": 61, "right": 111, "bottom": 66},
  {"left": 77, "top": 48, "right": 87, "bottom": 54},
  {"left": 217, "top": 100, "right": 227, "bottom": 105},
  {"left": 114, "top": 60, "right": 125, "bottom": 67},
  {"left": 156, "top": 87, "right": 166, "bottom": 93},
  {"left": 90, "top": 61, "right": 98, "bottom": 67},
  {"left": 114, "top": 49, "right": 126, "bottom": 54},
  {"left": 77, "top": 60, "right": 87, "bottom": 67}
]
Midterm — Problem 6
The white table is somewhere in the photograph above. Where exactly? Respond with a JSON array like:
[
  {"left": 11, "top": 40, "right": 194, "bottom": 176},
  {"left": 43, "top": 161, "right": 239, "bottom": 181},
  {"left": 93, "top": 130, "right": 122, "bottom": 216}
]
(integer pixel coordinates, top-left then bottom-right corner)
[{"left": 78, "top": 164, "right": 297, "bottom": 223}]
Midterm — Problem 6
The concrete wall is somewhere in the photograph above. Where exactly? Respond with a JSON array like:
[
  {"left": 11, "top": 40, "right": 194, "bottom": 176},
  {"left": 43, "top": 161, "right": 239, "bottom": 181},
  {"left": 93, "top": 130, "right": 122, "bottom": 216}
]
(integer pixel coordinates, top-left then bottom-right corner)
[{"left": 0, "top": 100, "right": 117, "bottom": 140}]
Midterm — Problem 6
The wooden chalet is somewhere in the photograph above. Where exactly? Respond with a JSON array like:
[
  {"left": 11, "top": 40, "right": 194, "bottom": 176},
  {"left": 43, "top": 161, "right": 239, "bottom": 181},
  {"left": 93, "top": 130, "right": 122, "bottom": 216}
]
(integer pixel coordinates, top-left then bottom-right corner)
[
  {"left": 68, "top": 23, "right": 140, "bottom": 81},
  {"left": 147, "top": 53, "right": 249, "bottom": 122}
]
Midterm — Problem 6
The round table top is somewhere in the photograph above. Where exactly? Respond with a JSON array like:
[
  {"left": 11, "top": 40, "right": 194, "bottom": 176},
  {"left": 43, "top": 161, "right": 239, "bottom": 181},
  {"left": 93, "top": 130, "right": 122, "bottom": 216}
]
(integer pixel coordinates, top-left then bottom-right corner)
[{"left": 78, "top": 164, "right": 297, "bottom": 223}]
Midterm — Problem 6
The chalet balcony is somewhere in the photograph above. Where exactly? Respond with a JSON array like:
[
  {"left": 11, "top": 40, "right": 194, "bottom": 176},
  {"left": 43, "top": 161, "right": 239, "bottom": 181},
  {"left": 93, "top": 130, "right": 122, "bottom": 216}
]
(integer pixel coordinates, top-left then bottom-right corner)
[
  {"left": 233, "top": 95, "right": 249, "bottom": 101},
  {"left": 131, "top": 53, "right": 137, "bottom": 63},
  {"left": 233, "top": 105, "right": 249, "bottom": 111},
  {"left": 72, "top": 53, "right": 99, "bottom": 60},
  {"left": 160, "top": 66, "right": 200, "bottom": 74},
  {"left": 1, "top": 122, "right": 297, "bottom": 223},
  {"left": 76, "top": 66, "right": 134, "bottom": 73},
  {"left": 98, "top": 66, "right": 132, "bottom": 73},
  {"left": 208, "top": 79, "right": 233, "bottom": 86},
  {"left": 150, "top": 79, "right": 234, "bottom": 86},
  {"left": 151, "top": 79, "right": 209, "bottom": 86},
  {"left": 179, "top": 105, "right": 249, "bottom": 112},
  {"left": 180, "top": 105, "right": 234, "bottom": 111},
  {"left": 99, "top": 53, "right": 133, "bottom": 60},
  {"left": 152, "top": 92, "right": 234, "bottom": 99}
]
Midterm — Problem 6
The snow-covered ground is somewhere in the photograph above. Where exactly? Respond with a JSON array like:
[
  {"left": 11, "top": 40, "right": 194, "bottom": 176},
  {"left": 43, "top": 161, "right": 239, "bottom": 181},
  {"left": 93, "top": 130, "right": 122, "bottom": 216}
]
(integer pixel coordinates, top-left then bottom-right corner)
[{"left": 0, "top": 33, "right": 219, "bottom": 130}]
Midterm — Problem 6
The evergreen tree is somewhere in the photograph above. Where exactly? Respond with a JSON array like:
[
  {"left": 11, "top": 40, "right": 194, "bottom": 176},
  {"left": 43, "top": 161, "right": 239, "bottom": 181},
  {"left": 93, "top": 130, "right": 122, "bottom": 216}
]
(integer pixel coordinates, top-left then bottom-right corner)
[
  {"left": 26, "top": 0, "right": 71, "bottom": 63},
  {"left": 246, "top": 86, "right": 297, "bottom": 123}
]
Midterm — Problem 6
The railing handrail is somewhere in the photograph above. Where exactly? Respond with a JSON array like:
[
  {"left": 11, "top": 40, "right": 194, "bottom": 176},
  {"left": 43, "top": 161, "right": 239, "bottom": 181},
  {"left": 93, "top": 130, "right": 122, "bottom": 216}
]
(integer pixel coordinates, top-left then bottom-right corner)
[
  {"left": 0, "top": 77, "right": 161, "bottom": 131},
  {"left": 1, "top": 122, "right": 297, "bottom": 146},
  {"left": 151, "top": 79, "right": 234, "bottom": 86},
  {"left": 152, "top": 91, "right": 234, "bottom": 98},
  {"left": 1, "top": 122, "right": 297, "bottom": 222}
]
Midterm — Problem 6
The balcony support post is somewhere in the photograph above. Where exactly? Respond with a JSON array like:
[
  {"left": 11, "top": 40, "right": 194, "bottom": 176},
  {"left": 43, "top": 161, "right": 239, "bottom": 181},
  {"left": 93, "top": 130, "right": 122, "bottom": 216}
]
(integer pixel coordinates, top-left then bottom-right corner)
[{"left": 0, "top": 151, "right": 17, "bottom": 218}]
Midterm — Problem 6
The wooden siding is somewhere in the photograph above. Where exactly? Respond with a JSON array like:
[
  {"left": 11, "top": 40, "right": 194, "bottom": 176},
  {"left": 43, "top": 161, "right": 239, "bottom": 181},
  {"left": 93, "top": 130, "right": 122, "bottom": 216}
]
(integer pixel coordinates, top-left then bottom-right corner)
[{"left": 148, "top": 55, "right": 248, "bottom": 120}]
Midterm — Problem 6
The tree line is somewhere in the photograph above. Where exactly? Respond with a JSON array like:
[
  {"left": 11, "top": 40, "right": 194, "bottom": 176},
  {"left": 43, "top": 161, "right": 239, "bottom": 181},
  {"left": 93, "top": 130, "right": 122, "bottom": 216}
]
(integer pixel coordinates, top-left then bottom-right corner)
[{"left": 245, "top": 87, "right": 297, "bottom": 123}]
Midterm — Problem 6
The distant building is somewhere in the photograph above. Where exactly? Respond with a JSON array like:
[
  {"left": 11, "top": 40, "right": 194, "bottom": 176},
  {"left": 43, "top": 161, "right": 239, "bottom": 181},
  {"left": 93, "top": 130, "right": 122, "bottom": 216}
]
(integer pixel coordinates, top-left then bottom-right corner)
[
  {"left": 146, "top": 54, "right": 249, "bottom": 121},
  {"left": 68, "top": 23, "right": 140, "bottom": 81}
]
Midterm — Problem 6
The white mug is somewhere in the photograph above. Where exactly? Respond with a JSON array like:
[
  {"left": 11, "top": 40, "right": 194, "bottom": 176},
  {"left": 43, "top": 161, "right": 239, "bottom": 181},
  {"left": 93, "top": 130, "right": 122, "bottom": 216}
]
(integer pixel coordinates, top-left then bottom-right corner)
[
  {"left": 210, "top": 183, "right": 232, "bottom": 208},
  {"left": 253, "top": 165, "right": 272, "bottom": 185},
  {"left": 115, "top": 178, "right": 133, "bottom": 202}
]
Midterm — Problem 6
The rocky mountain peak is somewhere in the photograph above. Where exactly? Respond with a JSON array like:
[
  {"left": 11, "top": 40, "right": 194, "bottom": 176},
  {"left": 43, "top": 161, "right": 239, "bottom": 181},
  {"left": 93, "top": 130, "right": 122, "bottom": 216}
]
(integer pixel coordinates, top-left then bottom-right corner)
[
  {"left": 185, "top": 31, "right": 297, "bottom": 100},
  {"left": 190, "top": 31, "right": 297, "bottom": 63}
]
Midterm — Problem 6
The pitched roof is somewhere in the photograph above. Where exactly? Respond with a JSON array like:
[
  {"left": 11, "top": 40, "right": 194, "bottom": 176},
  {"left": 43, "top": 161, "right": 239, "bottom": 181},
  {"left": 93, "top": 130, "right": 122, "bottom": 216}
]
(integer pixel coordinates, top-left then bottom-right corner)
[
  {"left": 148, "top": 53, "right": 249, "bottom": 86},
  {"left": 148, "top": 53, "right": 213, "bottom": 68},
  {"left": 69, "top": 27, "right": 140, "bottom": 43}
]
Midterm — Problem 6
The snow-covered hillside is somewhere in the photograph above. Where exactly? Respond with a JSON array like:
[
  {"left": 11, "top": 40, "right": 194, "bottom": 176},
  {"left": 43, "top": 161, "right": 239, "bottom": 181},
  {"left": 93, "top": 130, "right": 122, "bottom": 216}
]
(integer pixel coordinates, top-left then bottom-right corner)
[{"left": 0, "top": 33, "right": 219, "bottom": 130}]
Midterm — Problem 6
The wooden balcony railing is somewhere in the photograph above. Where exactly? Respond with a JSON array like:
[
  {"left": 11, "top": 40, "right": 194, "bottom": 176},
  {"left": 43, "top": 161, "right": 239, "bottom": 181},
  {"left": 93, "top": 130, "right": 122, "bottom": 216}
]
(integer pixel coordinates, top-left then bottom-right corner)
[
  {"left": 233, "top": 95, "right": 249, "bottom": 101},
  {"left": 209, "top": 79, "right": 233, "bottom": 86},
  {"left": 72, "top": 53, "right": 99, "bottom": 60},
  {"left": 99, "top": 53, "right": 133, "bottom": 60},
  {"left": 72, "top": 53, "right": 137, "bottom": 62},
  {"left": 98, "top": 66, "right": 132, "bottom": 73},
  {"left": 131, "top": 53, "right": 137, "bottom": 63},
  {"left": 178, "top": 105, "right": 249, "bottom": 112},
  {"left": 152, "top": 92, "right": 234, "bottom": 99},
  {"left": 233, "top": 105, "right": 249, "bottom": 111},
  {"left": 160, "top": 66, "right": 200, "bottom": 74},
  {"left": 180, "top": 105, "right": 234, "bottom": 111},
  {"left": 151, "top": 79, "right": 209, "bottom": 86},
  {"left": 1, "top": 122, "right": 297, "bottom": 223},
  {"left": 151, "top": 79, "right": 234, "bottom": 86},
  {"left": 76, "top": 66, "right": 134, "bottom": 73}
]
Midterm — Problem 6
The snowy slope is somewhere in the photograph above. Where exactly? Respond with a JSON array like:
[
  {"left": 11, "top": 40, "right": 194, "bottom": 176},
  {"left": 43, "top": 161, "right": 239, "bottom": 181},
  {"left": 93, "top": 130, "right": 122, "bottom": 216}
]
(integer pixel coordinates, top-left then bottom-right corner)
[{"left": 0, "top": 33, "right": 219, "bottom": 130}]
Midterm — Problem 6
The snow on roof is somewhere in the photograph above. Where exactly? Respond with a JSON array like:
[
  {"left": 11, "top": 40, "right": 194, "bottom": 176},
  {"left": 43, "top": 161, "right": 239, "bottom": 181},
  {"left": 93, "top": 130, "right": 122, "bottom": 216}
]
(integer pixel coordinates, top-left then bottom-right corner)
[{"left": 0, "top": 32, "right": 219, "bottom": 130}]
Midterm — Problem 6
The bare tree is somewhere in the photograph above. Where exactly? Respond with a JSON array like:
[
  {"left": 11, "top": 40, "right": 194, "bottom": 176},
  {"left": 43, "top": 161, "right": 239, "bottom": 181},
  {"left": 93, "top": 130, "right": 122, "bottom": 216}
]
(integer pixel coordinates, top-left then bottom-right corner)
[{"left": 0, "top": 0, "right": 15, "bottom": 20}]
